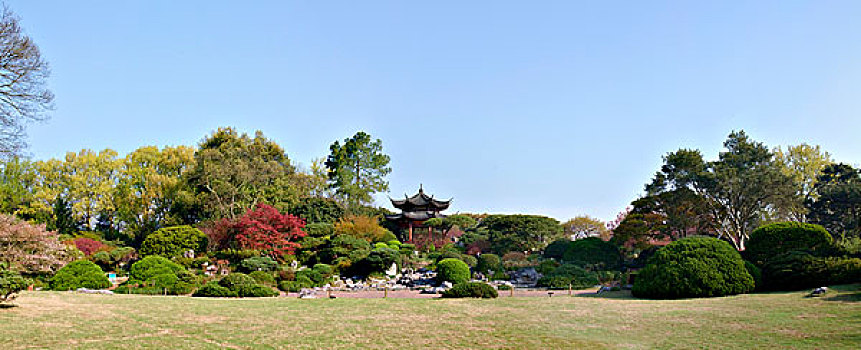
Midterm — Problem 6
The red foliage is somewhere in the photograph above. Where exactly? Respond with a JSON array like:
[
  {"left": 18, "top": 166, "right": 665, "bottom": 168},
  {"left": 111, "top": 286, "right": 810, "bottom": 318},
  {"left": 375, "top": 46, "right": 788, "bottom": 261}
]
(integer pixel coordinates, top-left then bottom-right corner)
[
  {"left": 465, "top": 239, "right": 490, "bottom": 255},
  {"left": 234, "top": 203, "right": 306, "bottom": 260},
  {"left": 201, "top": 218, "right": 238, "bottom": 251},
  {"left": 72, "top": 237, "right": 106, "bottom": 256}
]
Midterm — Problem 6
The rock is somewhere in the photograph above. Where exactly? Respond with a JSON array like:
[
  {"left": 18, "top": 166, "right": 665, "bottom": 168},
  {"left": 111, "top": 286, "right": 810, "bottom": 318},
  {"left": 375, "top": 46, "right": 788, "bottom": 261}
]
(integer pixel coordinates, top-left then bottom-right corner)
[
  {"left": 441, "top": 281, "right": 453, "bottom": 289},
  {"left": 75, "top": 288, "right": 114, "bottom": 295},
  {"left": 809, "top": 287, "right": 829, "bottom": 297}
]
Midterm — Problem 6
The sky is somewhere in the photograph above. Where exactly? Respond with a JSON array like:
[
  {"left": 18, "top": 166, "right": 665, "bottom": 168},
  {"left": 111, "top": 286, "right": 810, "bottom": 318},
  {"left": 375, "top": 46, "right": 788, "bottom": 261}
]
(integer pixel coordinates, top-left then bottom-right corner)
[{"left": 6, "top": 1, "right": 861, "bottom": 222}]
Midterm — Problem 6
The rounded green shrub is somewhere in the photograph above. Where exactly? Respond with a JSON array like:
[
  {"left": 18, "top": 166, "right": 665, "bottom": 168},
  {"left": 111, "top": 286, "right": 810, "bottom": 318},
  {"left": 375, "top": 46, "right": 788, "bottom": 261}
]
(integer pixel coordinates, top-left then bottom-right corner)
[
  {"left": 139, "top": 225, "right": 208, "bottom": 258},
  {"left": 51, "top": 260, "right": 111, "bottom": 291},
  {"left": 296, "top": 269, "right": 324, "bottom": 285},
  {"left": 148, "top": 273, "right": 179, "bottom": 288},
  {"left": 476, "top": 254, "right": 501, "bottom": 273},
  {"left": 193, "top": 281, "right": 237, "bottom": 297},
  {"left": 744, "top": 261, "right": 762, "bottom": 290},
  {"left": 235, "top": 284, "right": 278, "bottom": 297},
  {"left": 747, "top": 222, "right": 833, "bottom": 265},
  {"left": 760, "top": 251, "right": 861, "bottom": 291},
  {"left": 543, "top": 239, "right": 571, "bottom": 260},
  {"left": 218, "top": 273, "right": 257, "bottom": 290},
  {"left": 562, "top": 237, "right": 621, "bottom": 269},
  {"left": 632, "top": 237, "right": 754, "bottom": 299},
  {"left": 1, "top": 269, "right": 31, "bottom": 303},
  {"left": 239, "top": 256, "right": 278, "bottom": 273},
  {"left": 128, "top": 256, "right": 184, "bottom": 282},
  {"left": 377, "top": 231, "right": 398, "bottom": 243},
  {"left": 248, "top": 271, "right": 276, "bottom": 286},
  {"left": 537, "top": 264, "right": 598, "bottom": 289},
  {"left": 312, "top": 263, "right": 334, "bottom": 277},
  {"left": 436, "top": 258, "right": 471, "bottom": 285},
  {"left": 441, "top": 282, "right": 498, "bottom": 298}
]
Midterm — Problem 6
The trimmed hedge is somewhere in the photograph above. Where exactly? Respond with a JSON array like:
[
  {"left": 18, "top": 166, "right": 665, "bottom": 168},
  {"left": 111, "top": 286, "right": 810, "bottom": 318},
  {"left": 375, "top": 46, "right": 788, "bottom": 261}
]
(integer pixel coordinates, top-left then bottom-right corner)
[
  {"left": 193, "top": 281, "right": 237, "bottom": 297},
  {"left": 760, "top": 251, "right": 861, "bottom": 291},
  {"left": 562, "top": 237, "right": 621, "bottom": 269},
  {"left": 436, "top": 258, "right": 471, "bottom": 285},
  {"left": 536, "top": 264, "right": 598, "bottom": 289},
  {"left": 632, "top": 237, "right": 754, "bottom": 299},
  {"left": 139, "top": 225, "right": 208, "bottom": 258},
  {"left": 249, "top": 271, "right": 276, "bottom": 286},
  {"left": 128, "top": 255, "right": 185, "bottom": 282},
  {"left": 441, "top": 282, "right": 498, "bottom": 298},
  {"left": 746, "top": 222, "right": 833, "bottom": 265},
  {"left": 51, "top": 260, "right": 111, "bottom": 291},
  {"left": 239, "top": 256, "right": 278, "bottom": 273}
]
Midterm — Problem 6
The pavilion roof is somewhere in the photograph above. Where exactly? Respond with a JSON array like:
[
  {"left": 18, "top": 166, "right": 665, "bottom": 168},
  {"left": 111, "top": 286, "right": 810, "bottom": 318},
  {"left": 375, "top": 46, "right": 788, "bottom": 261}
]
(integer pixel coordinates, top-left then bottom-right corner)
[{"left": 389, "top": 185, "right": 451, "bottom": 211}]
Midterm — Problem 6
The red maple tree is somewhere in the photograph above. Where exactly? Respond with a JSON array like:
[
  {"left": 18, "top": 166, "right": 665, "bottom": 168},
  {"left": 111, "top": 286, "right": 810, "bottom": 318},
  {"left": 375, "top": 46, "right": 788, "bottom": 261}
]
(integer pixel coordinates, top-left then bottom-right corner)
[
  {"left": 71, "top": 237, "right": 106, "bottom": 256},
  {"left": 233, "top": 203, "right": 306, "bottom": 260}
]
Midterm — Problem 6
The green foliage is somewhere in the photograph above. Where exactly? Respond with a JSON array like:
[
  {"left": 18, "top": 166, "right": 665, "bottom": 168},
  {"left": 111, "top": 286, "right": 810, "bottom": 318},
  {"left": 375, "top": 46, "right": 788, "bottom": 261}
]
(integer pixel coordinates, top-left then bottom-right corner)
[
  {"left": 746, "top": 222, "right": 833, "bottom": 265},
  {"left": 760, "top": 251, "right": 861, "bottom": 291},
  {"left": 290, "top": 197, "right": 344, "bottom": 224},
  {"left": 239, "top": 256, "right": 278, "bottom": 273},
  {"left": 496, "top": 284, "right": 512, "bottom": 291},
  {"left": 562, "top": 237, "right": 622, "bottom": 269},
  {"left": 193, "top": 281, "right": 237, "bottom": 297},
  {"left": 479, "top": 214, "right": 563, "bottom": 254},
  {"left": 807, "top": 163, "right": 861, "bottom": 242},
  {"left": 436, "top": 258, "right": 470, "bottom": 285},
  {"left": 744, "top": 261, "right": 762, "bottom": 290},
  {"left": 543, "top": 239, "right": 570, "bottom": 260},
  {"left": 537, "top": 264, "right": 598, "bottom": 289},
  {"left": 325, "top": 131, "right": 392, "bottom": 207},
  {"left": 248, "top": 271, "right": 276, "bottom": 286},
  {"left": 213, "top": 249, "right": 260, "bottom": 264},
  {"left": 0, "top": 269, "right": 31, "bottom": 303},
  {"left": 536, "top": 259, "right": 560, "bottom": 275},
  {"left": 323, "top": 234, "right": 371, "bottom": 264},
  {"left": 632, "top": 237, "right": 754, "bottom": 299},
  {"left": 139, "top": 225, "right": 208, "bottom": 258},
  {"left": 312, "top": 263, "right": 334, "bottom": 277},
  {"left": 296, "top": 269, "right": 324, "bottom": 285},
  {"left": 476, "top": 254, "right": 501, "bottom": 273},
  {"left": 218, "top": 273, "right": 257, "bottom": 290},
  {"left": 128, "top": 256, "right": 184, "bottom": 282},
  {"left": 441, "top": 282, "right": 498, "bottom": 298},
  {"left": 302, "top": 222, "right": 335, "bottom": 238},
  {"left": 278, "top": 278, "right": 312, "bottom": 293},
  {"left": 50, "top": 260, "right": 111, "bottom": 291}
]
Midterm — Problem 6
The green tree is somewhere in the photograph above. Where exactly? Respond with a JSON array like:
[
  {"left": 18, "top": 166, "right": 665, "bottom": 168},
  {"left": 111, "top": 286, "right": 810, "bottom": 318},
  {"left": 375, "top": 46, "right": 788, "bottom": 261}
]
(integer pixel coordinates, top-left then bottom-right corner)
[
  {"left": 806, "top": 163, "right": 861, "bottom": 242},
  {"left": 479, "top": 214, "right": 562, "bottom": 254},
  {"left": 186, "top": 127, "right": 297, "bottom": 220},
  {"left": 0, "top": 157, "right": 37, "bottom": 218},
  {"left": 562, "top": 215, "right": 610, "bottom": 240},
  {"left": 774, "top": 144, "right": 833, "bottom": 220},
  {"left": 325, "top": 131, "right": 391, "bottom": 208},
  {"left": 0, "top": 7, "right": 54, "bottom": 157},
  {"left": 139, "top": 225, "right": 208, "bottom": 258}
]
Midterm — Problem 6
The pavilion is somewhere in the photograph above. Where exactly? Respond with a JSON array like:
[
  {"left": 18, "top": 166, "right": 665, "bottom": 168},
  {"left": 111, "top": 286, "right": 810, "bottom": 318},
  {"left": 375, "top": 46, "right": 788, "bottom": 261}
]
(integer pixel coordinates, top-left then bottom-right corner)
[{"left": 385, "top": 185, "right": 451, "bottom": 242}]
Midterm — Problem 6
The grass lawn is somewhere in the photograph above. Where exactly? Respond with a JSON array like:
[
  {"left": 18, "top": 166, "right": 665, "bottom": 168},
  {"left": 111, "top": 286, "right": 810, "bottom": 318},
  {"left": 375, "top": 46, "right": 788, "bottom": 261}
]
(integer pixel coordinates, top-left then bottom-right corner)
[{"left": 1, "top": 284, "right": 859, "bottom": 349}]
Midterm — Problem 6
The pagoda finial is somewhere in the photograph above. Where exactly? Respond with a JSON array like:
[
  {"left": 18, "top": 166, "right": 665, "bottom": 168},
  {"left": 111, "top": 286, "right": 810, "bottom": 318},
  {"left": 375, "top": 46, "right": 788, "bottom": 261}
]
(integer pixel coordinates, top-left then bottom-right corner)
[{"left": 419, "top": 183, "right": 424, "bottom": 193}]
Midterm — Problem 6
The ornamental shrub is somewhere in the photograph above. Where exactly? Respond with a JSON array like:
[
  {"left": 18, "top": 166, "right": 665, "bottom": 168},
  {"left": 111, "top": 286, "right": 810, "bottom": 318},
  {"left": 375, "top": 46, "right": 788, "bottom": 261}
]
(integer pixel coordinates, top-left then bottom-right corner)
[
  {"left": 128, "top": 256, "right": 184, "bottom": 282},
  {"left": 214, "top": 249, "right": 260, "bottom": 263},
  {"left": 747, "top": 222, "right": 833, "bottom": 265},
  {"left": 476, "top": 254, "right": 502, "bottom": 273},
  {"left": 543, "top": 239, "right": 571, "bottom": 260},
  {"left": 561, "top": 237, "right": 621, "bottom": 269},
  {"left": 297, "top": 269, "right": 324, "bottom": 285},
  {"left": 139, "top": 225, "right": 208, "bottom": 258},
  {"left": 249, "top": 271, "right": 276, "bottom": 286},
  {"left": 632, "top": 237, "right": 754, "bottom": 299},
  {"left": 239, "top": 256, "right": 278, "bottom": 273},
  {"left": 377, "top": 231, "right": 398, "bottom": 243},
  {"left": 50, "top": 260, "right": 111, "bottom": 291},
  {"left": 744, "top": 261, "right": 762, "bottom": 290},
  {"left": 193, "top": 281, "right": 237, "bottom": 297},
  {"left": 235, "top": 284, "right": 278, "bottom": 297},
  {"left": 441, "top": 282, "right": 498, "bottom": 298},
  {"left": 537, "top": 264, "right": 598, "bottom": 289},
  {"left": 218, "top": 273, "right": 257, "bottom": 290},
  {"left": 760, "top": 251, "right": 861, "bottom": 291},
  {"left": 536, "top": 260, "right": 560, "bottom": 275},
  {"left": 436, "top": 258, "right": 470, "bottom": 285},
  {"left": 1, "top": 269, "right": 31, "bottom": 303}
]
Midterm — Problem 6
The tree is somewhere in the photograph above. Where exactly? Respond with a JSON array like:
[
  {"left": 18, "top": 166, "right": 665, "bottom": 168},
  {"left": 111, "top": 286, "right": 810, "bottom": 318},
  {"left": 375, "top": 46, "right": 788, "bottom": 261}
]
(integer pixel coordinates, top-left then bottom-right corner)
[
  {"left": 325, "top": 131, "right": 391, "bottom": 208},
  {"left": 186, "top": 127, "right": 297, "bottom": 220},
  {"left": 234, "top": 203, "right": 306, "bottom": 261},
  {"left": 139, "top": 225, "right": 208, "bottom": 258},
  {"left": 333, "top": 215, "right": 391, "bottom": 242},
  {"left": 639, "top": 149, "right": 714, "bottom": 240},
  {"left": 774, "top": 144, "right": 833, "bottom": 220},
  {"left": 562, "top": 215, "right": 610, "bottom": 240},
  {"left": 289, "top": 197, "right": 344, "bottom": 224},
  {"left": 0, "top": 269, "right": 30, "bottom": 304},
  {"left": 806, "top": 163, "right": 861, "bottom": 242},
  {"left": 0, "top": 156, "right": 36, "bottom": 216},
  {"left": 0, "top": 6, "right": 54, "bottom": 157},
  {"left": 114, "top": 145, "right": 195, "bottom": 242},
  {"left": 479, "top": 214, "right": 562, "bottom": 254},
  {"left": 0, "top": 214, "right": 71, "bottom": 274}
]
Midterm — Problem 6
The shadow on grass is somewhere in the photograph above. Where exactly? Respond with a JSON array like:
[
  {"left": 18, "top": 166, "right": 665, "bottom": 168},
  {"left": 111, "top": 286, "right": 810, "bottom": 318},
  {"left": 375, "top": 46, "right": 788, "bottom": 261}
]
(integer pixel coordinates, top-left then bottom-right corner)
[
  {"left": 820, "top": 283, "right": 861, "bottom": 302},
  {"left": 0, "top": 303, "right": 18, "bottom": 309},
  {"left": 575, "top": 290, "right": 636, "bottom": 300}
]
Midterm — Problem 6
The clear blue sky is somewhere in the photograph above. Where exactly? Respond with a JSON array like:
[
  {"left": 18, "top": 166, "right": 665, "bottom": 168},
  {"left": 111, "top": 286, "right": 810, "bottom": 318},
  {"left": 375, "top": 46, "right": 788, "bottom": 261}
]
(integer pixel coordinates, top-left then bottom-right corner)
[{"left": 7, "top": 1, "right": 861, "bottom": 222}]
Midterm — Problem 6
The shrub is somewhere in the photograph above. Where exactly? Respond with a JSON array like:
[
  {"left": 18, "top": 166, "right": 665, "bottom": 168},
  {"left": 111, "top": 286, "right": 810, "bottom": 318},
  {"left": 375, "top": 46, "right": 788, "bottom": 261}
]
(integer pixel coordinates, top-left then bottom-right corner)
[
  {"left": 139, "top": 225, "right": 208, "bottom": 258},
  {"left": 296, "top": 269, "right": 324, "bottom": 285},
  {"left": 295, "top": 275, "right": 314, "bottom": 287},
  {"left": 302, "top": 223, "right": 335, "bottom": 239},
  {"left": 496, "top": 284, "right": 512, "bottom": 291},
  {"left": 744, "top": 261, "right": 762, "bottom": 290},
  {"left": 193, "top": 281, "right": 237, "bottom": 297},
  {"left": 235, "top": 284, "right": 278, "bottom": 297},
  {"left": 50, "top": 260, "right": 111, "bottom": 291},
  {"left": 747, "top": 222, "right": 833, "bottom": 265},
  {"left": 218, "top": 273, "right": 257, "bottom": 290},
  {"left": 536, "top": 260, "right": 560, "bottom": 275},
  {"left": 476, "top": 254, "right": 502, "bottom": 273},
  {"left": 543, "top": 239, "right": 571, "bottom": 260},
  {"left": 148, "top": 273, "right": 179, "bottom": 288},
  {"left": 377, "top": 231, "right": 398, "bottom": 243},
  {"left": 441, "top": 282, "right": 498, "bottom": 298},
  {"left": 561, "top": 237, "right": 621, "bottom": 269},
  {"left": 213, "top": 249, "right": 260, "bottom": 264},
  {"left": 249, "top": 271, "right": 276, "bottom": 286},
  {"left": 312, "top": 263, "right": 334, "bottom": 277},
  {"left": 436, "top": 258, "right": 470, "bottom": 285},
  {"left": 128, "top": 256, "right": 184, "bottom": 282},
  {"left": 239, "top": 256, "right": 278, "bottom": 273},
  {"left": 632, "top": 237, "right": 754, "bottom": 299},
  {"left": 72, "top": 237, "right": 105, "bottom": 256},
  {"left": 0, "top": 269, "right": 31, "bottom": 303},
  {"left": 760, "top": 251, "right": 861, "bottom": 291},
  {"left": 537, "top": 264, "right": 598, "bottom": 289}
]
